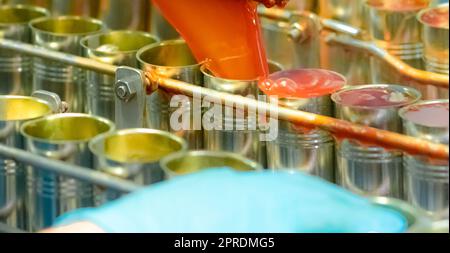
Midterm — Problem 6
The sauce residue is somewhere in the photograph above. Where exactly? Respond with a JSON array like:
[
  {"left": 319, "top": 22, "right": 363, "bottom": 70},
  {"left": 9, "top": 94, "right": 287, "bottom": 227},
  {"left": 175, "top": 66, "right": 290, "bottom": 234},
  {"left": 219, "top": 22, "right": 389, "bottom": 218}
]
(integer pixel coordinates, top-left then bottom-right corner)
[
  {"left": 334, "top": 87, "right": 416, "bottom": 108},
  {"left": 152, "top": 0, "right": 269, "bottom": 80},
  {"left": 403, "top": 102, "right": 449, "bottom": 128},
  {"left": 367, "top": 0, "right": 430, "bottom": 12},
  {"left": 259, "top": 69, "right": 346, "bottom": 99},
  {"left": 420, "top": 5, "right": 449, "bottom": 29}
]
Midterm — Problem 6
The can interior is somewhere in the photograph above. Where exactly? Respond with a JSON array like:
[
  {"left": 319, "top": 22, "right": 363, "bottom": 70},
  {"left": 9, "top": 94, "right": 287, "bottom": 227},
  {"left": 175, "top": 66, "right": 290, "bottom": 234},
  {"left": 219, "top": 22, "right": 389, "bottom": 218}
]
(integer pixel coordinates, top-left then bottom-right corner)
[
  {"left": 22, "top": 116, "right": 112, "bottom": 142},
  {"left": 0, "top": 7, "right": 47, "bottom": 24},
  {"left": 82, "top": 32, "right": 159, "bottom": 53},
  {"left": 99, "top": 132, "right": 185, "bottom": 163},
  {"left": 31, "top": 17, "right": 103, "bottom": 35},
  {"left": 138, "top": 41, "right": 198, "bottom": 67},
  {"left": 0, "top": 97, "right": 51, "bottom": 122},
  {"left": 165, "top": 153, "right": 258, "bottom": 175}
]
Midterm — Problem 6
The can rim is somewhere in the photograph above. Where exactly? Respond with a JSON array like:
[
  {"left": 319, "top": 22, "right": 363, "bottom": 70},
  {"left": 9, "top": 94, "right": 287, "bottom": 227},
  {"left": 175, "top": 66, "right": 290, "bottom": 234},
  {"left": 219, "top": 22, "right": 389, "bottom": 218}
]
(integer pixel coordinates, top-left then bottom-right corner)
[
  {"left": 398, "top": 99, "right": 449, "bottom": 129},
  {"left": 417, "top": 3, "right": 450, "bottom": 30},
  {"left": 20, "top": 113, "right": 115, "bottom": 144},
  {"left": 136, "top": 39, "right": 204, "bottom": 70},
  {"left": 89, "top": 128, "right": 188, "bottom": 164},
  {"left": 80, "top": 30, "right": 161, "bottom": 55},
  {"left": 364, "top": 0, "right": 430, "bottom": 13},
  {"left": 160, "top": 150, "right": 264, "bottom": 177},
  {"left": 0, "top": 95, "right": 53, "bottom": 122},
  {"left": 331, "top": 84, "right": 422, "bottom": 110},
  {"left": 0, "top": 4, "right": 50, "bottom": 26},
  {"left": 29, "top": 15, "right": 105, "bottom": 37}
]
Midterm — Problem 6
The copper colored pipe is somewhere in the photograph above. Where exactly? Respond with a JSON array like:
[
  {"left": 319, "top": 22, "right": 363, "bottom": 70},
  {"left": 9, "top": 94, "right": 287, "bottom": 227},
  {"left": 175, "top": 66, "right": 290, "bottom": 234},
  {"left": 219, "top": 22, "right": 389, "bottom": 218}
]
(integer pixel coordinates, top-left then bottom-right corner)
[{"left": 153, "top": 74, "right": 449, "bottom": 160}]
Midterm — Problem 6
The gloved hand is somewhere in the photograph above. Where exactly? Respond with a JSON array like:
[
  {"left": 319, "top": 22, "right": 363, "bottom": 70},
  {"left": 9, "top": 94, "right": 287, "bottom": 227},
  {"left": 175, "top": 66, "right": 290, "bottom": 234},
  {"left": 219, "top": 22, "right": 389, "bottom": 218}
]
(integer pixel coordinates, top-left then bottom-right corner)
[
  {"left": 55, "top": 168, "right": 407, "bottom": 233},
  {"left": 255, "top": 0, "right": 289, "bottom": 8}
]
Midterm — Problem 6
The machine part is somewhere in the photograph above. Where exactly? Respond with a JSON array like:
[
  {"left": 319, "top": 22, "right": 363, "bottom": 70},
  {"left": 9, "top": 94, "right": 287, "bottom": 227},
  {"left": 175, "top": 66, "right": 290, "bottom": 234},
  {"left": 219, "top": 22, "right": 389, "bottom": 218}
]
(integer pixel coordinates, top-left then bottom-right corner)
[{"left": 81, "top": 30, "right": 159, "bottom": 121}]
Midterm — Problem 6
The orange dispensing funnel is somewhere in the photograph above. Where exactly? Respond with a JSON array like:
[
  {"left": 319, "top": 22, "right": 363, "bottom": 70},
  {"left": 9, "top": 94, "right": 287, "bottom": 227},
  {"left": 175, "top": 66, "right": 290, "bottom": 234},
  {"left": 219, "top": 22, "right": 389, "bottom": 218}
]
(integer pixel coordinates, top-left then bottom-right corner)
[{"left": 152, "top": 0, "right": 269, "bottom": 80}]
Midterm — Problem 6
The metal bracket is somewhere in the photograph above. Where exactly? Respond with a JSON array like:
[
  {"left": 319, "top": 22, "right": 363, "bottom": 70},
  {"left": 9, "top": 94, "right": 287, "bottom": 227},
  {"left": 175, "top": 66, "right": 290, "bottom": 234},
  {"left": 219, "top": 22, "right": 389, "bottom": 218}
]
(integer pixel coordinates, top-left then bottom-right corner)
[
  {"left": 114, "top": 66, "right": 147, "bottom": 129},
  {"left": 31, "top": 90, "right": 67, "bottom": 113}
]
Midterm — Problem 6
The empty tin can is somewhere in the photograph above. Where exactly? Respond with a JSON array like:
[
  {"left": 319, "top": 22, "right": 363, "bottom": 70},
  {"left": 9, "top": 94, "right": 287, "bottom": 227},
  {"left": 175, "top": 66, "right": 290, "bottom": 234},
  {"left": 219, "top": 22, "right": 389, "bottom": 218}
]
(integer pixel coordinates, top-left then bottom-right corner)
[
  {"left": 319, "top": 0, "right": 366, "bottom": 28},
  {"left": 30, "top": 16, "right": 105, "bottom": 113},
  {"left": 365, "top": 0, "right": 435, "bottom": 98},
  {"left": 418, "top": 4, "right": 449, "bottom": 99},
  {"left": 0, "top": 95, "right": 53, "bottom": 230},
  {"left": 0, "top": 5, "right": 49, "bottom": 96},
  {"left": 333, "top": 84, "right": 422, "bottom": 198},
  {"left": 266, "top": 69, "right": 346, "bottom": 182},
  {"left": 137, "top": 40, "right": 204, "bottom": 150},
  {"left": 201, "top": 62, "right": 283, "bottom": 167},
  {"left": 161, "top": 151, "right": 263, "bottom": 179},
  {"left": 89, "top": 128, "right": 187, "bottom": 204},
  {"left": 81, "top": 30, "right": 159, "bottom": 121},
  {"left": 21, "top": 113, "right": 114, "bottom": 231},
  {"left": 399, "top": 100, "right": 449, "bottom": 220}
]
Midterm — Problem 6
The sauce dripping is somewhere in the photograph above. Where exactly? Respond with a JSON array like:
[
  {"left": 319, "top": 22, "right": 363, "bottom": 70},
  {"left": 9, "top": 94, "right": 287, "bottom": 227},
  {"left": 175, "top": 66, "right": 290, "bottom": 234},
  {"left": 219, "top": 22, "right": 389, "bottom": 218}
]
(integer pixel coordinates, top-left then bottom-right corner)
[{"left": 152, "top": 0, "right": 269, "bottom": 80}]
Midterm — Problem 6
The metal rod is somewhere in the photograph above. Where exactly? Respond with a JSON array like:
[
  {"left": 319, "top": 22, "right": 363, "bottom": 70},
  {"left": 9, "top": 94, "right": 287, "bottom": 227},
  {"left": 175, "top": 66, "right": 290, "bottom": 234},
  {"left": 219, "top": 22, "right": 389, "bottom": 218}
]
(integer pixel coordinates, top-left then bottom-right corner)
[
  {"left": 0, "top": 145, "right": 142, "bottom": 193},
  {"left": 327, "top": 34, "right": 449, "bottom": 89},
  {"left": 152, "top": 74, "right": 449, "bottom": 160},
  {"left": 0, "top": 39, "right": 117, "bottom": 75}
]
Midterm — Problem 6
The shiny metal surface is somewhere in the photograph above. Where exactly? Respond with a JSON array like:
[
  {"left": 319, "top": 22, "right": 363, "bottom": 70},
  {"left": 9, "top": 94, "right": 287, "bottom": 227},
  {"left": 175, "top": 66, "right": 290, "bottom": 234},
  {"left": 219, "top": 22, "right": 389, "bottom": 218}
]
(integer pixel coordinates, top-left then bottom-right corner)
[
  {"left": 98, "top": 0, "right": 149, "bottom": 31},
  {"left": 90, "top": 128, "right": 186, "bottom": 204},
  {"left": 148, "top": 4, "right": 179, "bottom": 40},
  {"left": 400, "top": 100, "right": 449, "bottom": 220},
  {"left": 21, "top": 113, "right": 114, "bottom": 231},
  {"left": 161, "top": 151, "right": 263, "bottom": 179},
  {"left": 137, "top": 40, "right": 204, "bottom": 150},
  {"left": 0, "top": 5, "right": 49, "bottom": 96},
  {"left": 0, "top": 95, "right": 52, "bottom": 230},
  {"left": 333, "top": 85, "right": 422, "bottom": 198},
  {"left": 30, "top": 16, "right": 105, "bottom": 113},
  {"left": 81, "top": 31, "right": 159, "bottom": 121}
]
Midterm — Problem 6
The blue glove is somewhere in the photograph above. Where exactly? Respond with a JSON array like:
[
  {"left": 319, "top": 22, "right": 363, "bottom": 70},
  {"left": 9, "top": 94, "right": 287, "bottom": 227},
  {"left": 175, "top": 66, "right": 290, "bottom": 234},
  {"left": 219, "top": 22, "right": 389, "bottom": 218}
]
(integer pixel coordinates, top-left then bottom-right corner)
[{"left": 55, "top": 168, "right": 407, "bottom": 233}]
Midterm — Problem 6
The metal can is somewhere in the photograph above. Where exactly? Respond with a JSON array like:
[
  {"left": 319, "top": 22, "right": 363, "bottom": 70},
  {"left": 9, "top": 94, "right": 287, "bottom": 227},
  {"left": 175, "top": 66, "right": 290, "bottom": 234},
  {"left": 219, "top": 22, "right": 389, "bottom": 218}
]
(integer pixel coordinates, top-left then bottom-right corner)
[
  {"left": 201, "top": 62, "right": 283, "bottom": 167},
  {"left": 333, "top": 84, "right": 422, "bottom": 198},
  {"left": 0, "top": 5, "right": 49, "bottom": 96},
  {"left": 137, "top": 40, "right": 204, "bottom": 150},
  {"left": 81, "top": 30, "right": 159, "bottom": 121},
  {"left": 0, "top": 95, "right": 53, "bottom": 230},
  {"left": 98, "top": 0, "right": 150, "bottom": 31},
  {"left": 161, "top": 151, "right": 263, "bottom": 179},
  {"left": 399, "top": 100, "right": 449, "bottom": 220},
  {"left": 89, "top": 128, "right": 187, "bottom": 204},
  {"left": 21, "top": 113, "right": 114, "bottom": 231},
  {"left": 365, "top": 0, "right": 436, "bottom": 99},
  {"left": 30, "top": 16, "right": 105, "bottom": 113},
  {"left": 418, "top": 4, "right": 449, "bottom": 99},
  {"left": 148, "top": 3, "right": 179, "bottom": 40},
  {"left": 319, "top": 0, "right": 366, "bottom": 28},
  {"left": 266, "top": 69, "right": 346, "bottom": 182}
]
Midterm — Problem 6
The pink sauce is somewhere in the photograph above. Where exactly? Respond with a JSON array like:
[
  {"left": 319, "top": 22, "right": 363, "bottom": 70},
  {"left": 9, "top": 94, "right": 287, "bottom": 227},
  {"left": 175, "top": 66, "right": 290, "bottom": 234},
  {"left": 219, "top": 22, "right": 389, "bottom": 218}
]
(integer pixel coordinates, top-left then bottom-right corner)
[
  {"left": 259, "top": 69, "right": 346, "bottom": 99},
  {"left": 420, "top": 6, "right": 449, "bottom": 29},
  {"left": 367, "top": 0, "right": 430, "bottom": 12},
  {"left": 334, "top": 87, "right": 416, "bottom": 107},
  {"left": 403, "top": 102, "right": 449, "bottom": 128}
]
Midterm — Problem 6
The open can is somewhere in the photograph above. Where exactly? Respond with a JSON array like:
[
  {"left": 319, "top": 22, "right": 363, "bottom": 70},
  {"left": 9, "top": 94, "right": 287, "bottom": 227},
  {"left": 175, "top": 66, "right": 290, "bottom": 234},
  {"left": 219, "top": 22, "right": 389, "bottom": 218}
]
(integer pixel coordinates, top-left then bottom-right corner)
[
  {"left": 81, "top": 30, "right": 159, "bottom": 121},
  {"left": 161, "top": 151, "right": 263, "bottom": 179},
  {"left": 21, "top": 113, "right": 114, "bottom": 231},
  {"left": 418, "top": 4, "right": 449, "bottom": 99},
  {"left": 0, "top": 93, "right": 58, "bottom": 231},
  {"left": 333, "top": 84, "right": 422, "bottom": 198},
  {"left": 137, "top": 40, "right": 204, "bottom": 150},
  {"left": 266, "top": 69, "right": 346, "bottom": 182},
  {"left": 0, "top": 5, "right": 49, "bottom": 95},
  {"left": 365, "top": 0, "right": 435, "bottom": 99},
  {"left": 30, "top": 16, "right": 105, "bottom": 113},
  {"left": 89, "top": 128, "right": 187, "bottom": 204},
  {"left": 399, "top": 100, "right": 449, "bottom": 220}
]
